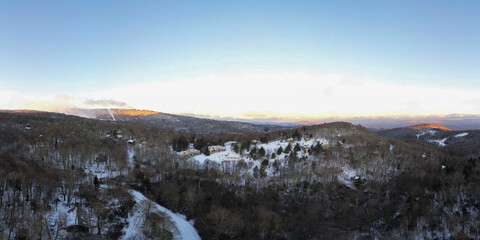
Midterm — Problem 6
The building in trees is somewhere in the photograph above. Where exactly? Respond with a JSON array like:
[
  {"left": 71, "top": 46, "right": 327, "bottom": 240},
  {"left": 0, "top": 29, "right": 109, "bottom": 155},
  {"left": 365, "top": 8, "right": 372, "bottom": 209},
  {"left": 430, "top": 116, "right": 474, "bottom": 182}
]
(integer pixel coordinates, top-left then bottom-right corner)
[{"left": 208, "top": 145, "right": 226, "bottom": 154}]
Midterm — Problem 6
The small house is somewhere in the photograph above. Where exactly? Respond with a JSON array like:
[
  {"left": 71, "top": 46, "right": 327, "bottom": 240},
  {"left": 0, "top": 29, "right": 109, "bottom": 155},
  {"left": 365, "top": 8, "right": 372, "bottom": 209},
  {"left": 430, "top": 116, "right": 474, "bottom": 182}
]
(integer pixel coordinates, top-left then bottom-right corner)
[
  {"left": 180, "top": 149, "right": 201, "bottom": 158},
  {"left": 116, "top": 130, "right": 123, "bottom": 139},
  {"left": 208, "top": 145, "right": 226, "bottom": 154}
]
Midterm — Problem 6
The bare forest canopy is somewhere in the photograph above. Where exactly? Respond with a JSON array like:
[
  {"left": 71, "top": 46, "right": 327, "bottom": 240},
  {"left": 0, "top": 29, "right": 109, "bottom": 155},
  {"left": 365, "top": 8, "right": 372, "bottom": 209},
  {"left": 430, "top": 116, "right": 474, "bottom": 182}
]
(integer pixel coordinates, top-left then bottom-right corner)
[{"left": 1, "top": 111, "right": 480, "bottom": 239}]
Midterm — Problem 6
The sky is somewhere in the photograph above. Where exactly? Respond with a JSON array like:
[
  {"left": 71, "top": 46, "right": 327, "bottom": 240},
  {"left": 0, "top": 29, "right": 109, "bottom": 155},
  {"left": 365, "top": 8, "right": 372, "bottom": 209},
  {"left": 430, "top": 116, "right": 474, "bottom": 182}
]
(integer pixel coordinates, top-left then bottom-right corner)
[{"left": 1, "top": 0, "right": 479, "bottom": 122}]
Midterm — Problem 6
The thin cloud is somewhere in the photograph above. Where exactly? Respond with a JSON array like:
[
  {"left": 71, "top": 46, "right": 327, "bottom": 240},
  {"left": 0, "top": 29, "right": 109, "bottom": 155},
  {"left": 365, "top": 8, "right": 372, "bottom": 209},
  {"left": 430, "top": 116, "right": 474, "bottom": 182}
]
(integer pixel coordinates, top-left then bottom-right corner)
[
  {"left": 81, "top": 72, "right": 480, "bottom": 120},
  {"left": 83, "top": 99, "right": 129, "bottom": 108}
]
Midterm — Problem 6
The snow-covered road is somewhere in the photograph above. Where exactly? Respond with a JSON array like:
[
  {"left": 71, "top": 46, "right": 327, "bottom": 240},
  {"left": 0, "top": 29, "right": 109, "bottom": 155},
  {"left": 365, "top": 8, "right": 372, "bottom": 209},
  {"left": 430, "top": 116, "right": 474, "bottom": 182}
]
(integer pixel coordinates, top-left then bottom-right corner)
[{"left": 124, "top": 190, "right": 201, "bottom": 240}]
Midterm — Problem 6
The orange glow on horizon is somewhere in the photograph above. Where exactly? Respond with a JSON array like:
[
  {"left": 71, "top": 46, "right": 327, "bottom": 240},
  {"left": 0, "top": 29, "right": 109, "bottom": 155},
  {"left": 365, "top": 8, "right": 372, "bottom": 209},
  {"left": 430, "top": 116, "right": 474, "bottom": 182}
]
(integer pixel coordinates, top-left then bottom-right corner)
[
  {"left": 404, "top": 124, "right": 452, "bottom": 131},
  {"left": 111, "top": 109, "right": 158, "bottom": 116}
]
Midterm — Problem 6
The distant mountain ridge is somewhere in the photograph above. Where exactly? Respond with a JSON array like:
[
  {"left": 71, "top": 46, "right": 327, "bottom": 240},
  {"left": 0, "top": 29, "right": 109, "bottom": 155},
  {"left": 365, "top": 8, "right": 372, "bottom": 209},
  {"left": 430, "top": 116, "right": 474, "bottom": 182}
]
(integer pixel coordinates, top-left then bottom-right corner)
[
  {"left": 403, "top": 124, "right": 452, "bottom": 131},
  {"left": 378, "top": 123, "right": 480, "bottom": 158},
  {"left": 110, "top": 109, "right": 158, "bottom": 116},
  {"left": 64, "top": 108, "right": 294, "bottom": 134}
]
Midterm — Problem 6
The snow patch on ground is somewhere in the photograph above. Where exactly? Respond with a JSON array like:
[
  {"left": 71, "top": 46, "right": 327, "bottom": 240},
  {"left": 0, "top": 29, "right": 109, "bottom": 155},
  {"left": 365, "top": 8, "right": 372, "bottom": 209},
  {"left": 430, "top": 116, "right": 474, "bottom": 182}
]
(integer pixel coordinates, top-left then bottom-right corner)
[
  {"left": 337, "top": 166, "right": 357, "bottom": 189},
  {"left": 416, "top": 130, "right": 436, "bottom": 139},
  {"left": 455, "top": 132, "right": 468, "bottom": 138},
  {"left": 84, "top": 161, "right": 113, "bottom": 179},
  {"left": 122, "top": 198, "right": 146, "bottom": 240},
  {"left": 429, "top": 137, "right": 448, "bottom": 147},
  {"left": 45, "top": 202, "right": 77, "bottom": 239},
  {"left": 127, "top": 147, "right": 135, "bottom": 166},
  {"left": 416, "top": 132, "right": 425, "bottom": 139}
]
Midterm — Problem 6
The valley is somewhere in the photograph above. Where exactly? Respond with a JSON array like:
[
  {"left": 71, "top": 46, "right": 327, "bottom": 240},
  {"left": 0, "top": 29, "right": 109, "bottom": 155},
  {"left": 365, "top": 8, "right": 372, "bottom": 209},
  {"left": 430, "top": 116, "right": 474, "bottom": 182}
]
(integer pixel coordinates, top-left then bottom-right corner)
[{"left": 1, "top": 110, "right": 480, "bottom": 239}]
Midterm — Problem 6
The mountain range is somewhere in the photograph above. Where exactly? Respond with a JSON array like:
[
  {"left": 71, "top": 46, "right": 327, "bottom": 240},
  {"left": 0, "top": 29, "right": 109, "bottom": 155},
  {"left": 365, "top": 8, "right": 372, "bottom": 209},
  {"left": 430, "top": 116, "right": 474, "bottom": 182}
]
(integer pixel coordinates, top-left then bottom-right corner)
[{"left": 62, "top": 108, "right": 294, "bottom": 134}]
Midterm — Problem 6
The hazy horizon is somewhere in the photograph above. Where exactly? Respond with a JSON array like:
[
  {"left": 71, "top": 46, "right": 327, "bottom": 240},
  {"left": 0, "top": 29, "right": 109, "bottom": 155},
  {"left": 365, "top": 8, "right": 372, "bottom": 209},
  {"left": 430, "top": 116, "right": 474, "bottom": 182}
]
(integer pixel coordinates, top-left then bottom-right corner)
[{"left": 4, "top": 107, "right": 480, "bottom": 131}]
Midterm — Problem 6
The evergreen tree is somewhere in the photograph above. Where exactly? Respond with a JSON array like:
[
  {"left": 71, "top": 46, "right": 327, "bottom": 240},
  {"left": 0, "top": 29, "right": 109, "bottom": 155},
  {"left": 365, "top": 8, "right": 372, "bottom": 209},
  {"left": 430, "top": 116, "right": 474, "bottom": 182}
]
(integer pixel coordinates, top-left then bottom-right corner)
[
  {"left": 194, "top": 137, "right": 208, "bottom": 150},
  {"left": 253, "top": 166, "right": 259, "bottom": 178},
  {"left": 240, "top": 143, "right": 245, "bottom": 152},
  {"left": 293, "top": 129, "right": 301, "bottom": 140},
  {"left": 94, "top": 175, "right": 99, "bottom": 190},
  {"left": 195, "top": 137, "right": 210, "bottom": 155},
  {"left": 232, "top": 144, "right": 239, "bottom": 154},
  {"left": 202, "top": 146, "right": 210, "bottom": 156},
  {"left": 284, "top": 143, "right": 292, "bottom": 153},
  {"left": 249, "top": 147, "right": 257, "bottom": 160},
  {"left": 277, "top": 147, "right": 283, "bottom": 155},
  {"left": 172, "top": 136, "right": 189, "bottom": 152},
  {"left": 258, "top": 147, "right": 266, "bottom": 157},
  {"left": 273, "top": 160, "right": 280, "bottom": 173},
  {"left": 260, "top": 159, "right": 268, "bottom": 178},
  {"left": 313, "top": 142, "right": 323, "bottom": 154},
  {"left": 294, "top": 143, "right": 301, "bottom": 152}
]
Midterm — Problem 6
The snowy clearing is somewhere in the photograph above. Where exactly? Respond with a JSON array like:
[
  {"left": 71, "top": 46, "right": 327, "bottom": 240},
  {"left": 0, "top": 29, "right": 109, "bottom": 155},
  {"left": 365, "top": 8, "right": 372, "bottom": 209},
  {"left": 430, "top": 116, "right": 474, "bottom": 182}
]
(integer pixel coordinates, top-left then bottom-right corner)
[
  {"left": 429, "top": 137, "right": 448, "bottom": 147},
  {"left": 188, "top": 138, "right": 331, "bottom": 178},
  {"left": 416, "top": 130, "right": 436, "bottom": 139},
  {"left": 337, "top": 166, "right": 357, "bottom": 189},
  {"left": 455, "top": 132, "right": 469, "bottom": 138},
  {"left": 189, "top": 138, "right": 328, "bottom": 165}
]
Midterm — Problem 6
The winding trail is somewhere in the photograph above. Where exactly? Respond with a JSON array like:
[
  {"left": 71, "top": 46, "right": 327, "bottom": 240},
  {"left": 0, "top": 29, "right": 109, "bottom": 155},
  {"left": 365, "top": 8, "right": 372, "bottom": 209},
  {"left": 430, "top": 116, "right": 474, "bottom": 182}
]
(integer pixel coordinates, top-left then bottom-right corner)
[
  {"left": 107, "top": 108, "right": 116, "bottom": 121},
  {"left": 124, "top": 190, "right": 201, "bottom": 240}
]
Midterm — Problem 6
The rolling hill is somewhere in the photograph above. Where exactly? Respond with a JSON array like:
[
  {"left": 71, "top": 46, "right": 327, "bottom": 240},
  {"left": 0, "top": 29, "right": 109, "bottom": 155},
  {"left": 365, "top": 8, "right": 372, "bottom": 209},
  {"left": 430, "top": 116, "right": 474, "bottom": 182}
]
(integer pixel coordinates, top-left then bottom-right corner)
[
  {"left": 378, "top": 124, "right": 480, "bottom": 158},
  {"left": 63, "top": 108, "right": 294, "bottom": 134}
]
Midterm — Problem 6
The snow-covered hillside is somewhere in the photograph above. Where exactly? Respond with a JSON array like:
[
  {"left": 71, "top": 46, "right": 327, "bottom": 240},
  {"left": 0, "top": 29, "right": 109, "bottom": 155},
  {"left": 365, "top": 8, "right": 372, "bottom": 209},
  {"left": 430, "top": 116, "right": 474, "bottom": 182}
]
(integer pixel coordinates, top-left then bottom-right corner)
[
  {"left": 182, "top": 137, "right": 366, "bottom": 188},
  {"left": 188, "top": 138, "right": 329, "bottom": 175}
]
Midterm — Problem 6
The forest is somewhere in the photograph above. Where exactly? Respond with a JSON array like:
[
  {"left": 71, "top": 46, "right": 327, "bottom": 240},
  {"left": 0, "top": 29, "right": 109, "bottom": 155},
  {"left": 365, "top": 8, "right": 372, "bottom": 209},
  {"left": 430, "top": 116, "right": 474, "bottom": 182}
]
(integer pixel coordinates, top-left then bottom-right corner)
[{"left": 1, "top": 112, "right": 480, "bottom": 239}]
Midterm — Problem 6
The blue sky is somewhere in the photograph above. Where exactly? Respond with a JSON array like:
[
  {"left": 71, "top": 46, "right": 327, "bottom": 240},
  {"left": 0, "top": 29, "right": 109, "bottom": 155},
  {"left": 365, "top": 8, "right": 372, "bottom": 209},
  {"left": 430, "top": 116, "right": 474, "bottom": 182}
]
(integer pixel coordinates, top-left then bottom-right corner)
[{"left": 1, "top": 0, "right": 479, "bottom": 118}]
